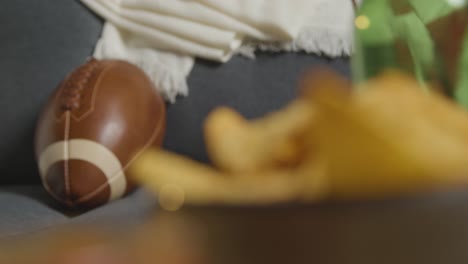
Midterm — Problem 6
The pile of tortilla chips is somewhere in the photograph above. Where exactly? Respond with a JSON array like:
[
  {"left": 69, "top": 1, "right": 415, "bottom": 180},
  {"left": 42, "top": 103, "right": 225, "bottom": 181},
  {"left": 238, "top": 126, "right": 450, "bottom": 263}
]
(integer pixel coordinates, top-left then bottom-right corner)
[{"left": 129, "top": 69, "right": 468, "bottom": 208}]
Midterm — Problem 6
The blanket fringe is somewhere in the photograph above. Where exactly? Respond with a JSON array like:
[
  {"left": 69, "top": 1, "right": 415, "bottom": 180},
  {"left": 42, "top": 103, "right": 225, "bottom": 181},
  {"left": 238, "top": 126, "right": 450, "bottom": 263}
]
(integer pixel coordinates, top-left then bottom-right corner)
[{"left": 237, "top": 26, "right": 354, "bottom": 58}]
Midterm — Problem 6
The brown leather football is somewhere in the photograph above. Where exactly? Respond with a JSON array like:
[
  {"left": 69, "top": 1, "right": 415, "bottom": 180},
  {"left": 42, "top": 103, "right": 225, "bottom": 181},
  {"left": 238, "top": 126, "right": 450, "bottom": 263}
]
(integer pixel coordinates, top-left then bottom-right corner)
[{"left": 35, "top": 59, "right": 166, "bottom": 208}]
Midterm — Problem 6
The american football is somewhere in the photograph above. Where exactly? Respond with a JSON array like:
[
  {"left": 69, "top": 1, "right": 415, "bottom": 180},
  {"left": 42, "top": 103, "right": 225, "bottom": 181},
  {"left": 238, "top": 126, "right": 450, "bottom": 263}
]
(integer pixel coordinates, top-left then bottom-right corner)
[{"left": 35, "top": 59, "right": 166, "bottom": 208}]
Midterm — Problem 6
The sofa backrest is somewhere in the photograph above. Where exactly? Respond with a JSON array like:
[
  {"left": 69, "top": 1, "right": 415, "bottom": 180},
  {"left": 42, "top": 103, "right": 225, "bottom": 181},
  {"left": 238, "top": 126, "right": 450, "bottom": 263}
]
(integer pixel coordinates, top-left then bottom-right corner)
[{"left": 0, "top": 1, "right": 102, "bottom": 184}]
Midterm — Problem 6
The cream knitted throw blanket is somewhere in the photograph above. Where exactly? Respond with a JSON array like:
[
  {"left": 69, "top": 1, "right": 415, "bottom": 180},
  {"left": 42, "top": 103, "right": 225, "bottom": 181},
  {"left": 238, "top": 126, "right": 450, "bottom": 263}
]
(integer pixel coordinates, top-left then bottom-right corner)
[{"left": 81, "top": 0, "right": 356, "bottom": 102}]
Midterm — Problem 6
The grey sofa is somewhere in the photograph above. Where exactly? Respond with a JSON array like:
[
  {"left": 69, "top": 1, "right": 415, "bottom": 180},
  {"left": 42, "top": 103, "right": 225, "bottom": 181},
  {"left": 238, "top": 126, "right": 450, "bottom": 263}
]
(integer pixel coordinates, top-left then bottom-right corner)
[
  {"left": 0, "top": 1, "right": 349, "bottom": 237},
  {"left": 6, "top": 2, "right": 468, "bottom": 264}
]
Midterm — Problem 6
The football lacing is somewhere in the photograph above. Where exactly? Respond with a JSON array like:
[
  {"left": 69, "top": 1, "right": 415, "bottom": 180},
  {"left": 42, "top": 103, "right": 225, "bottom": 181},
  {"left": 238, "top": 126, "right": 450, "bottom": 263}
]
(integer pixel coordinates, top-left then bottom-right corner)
[{"left": 61, "top": 58, "right": 100, "bottom": 111}]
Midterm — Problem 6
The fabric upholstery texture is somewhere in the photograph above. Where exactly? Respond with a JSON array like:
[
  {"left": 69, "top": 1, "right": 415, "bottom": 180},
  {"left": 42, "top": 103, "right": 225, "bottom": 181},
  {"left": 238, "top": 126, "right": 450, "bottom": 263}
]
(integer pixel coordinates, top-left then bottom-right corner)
[{"left": 0, "top": 1, "right": 102, "bottom": 184}]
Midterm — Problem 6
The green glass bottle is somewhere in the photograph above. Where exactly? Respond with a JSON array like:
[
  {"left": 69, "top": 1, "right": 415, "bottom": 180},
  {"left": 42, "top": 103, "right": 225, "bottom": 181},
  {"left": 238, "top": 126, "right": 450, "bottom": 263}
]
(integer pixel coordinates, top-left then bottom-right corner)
[{"left": 352, "top": 0, "right": 468, "bottom": 106}]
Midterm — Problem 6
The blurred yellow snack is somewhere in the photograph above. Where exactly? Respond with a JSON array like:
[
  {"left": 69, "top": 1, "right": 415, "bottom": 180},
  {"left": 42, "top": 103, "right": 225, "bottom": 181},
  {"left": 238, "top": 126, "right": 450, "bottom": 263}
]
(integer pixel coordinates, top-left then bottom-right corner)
[
  {"left": 131, "top": 68, "right": 468, "bottom": 208},
  {"left": 130, "top": 149, "right": 309, "bottom": 206},
  {"left": 204, "top": 100, "right": 314, "bottom": 173},
  {"left": 308, "top": 70, "right": 468, "bottom": 198}
]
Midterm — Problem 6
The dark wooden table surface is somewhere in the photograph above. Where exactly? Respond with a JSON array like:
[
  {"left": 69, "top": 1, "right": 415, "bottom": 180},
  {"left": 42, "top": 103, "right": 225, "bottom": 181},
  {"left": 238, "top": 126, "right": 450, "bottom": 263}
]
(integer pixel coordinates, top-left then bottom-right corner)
[
  {"left": 165, "top": 192, "right": 468, "bottom": 264},
  {"left": 5, "top": 190, "right": 468, "bottom": 264}
]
